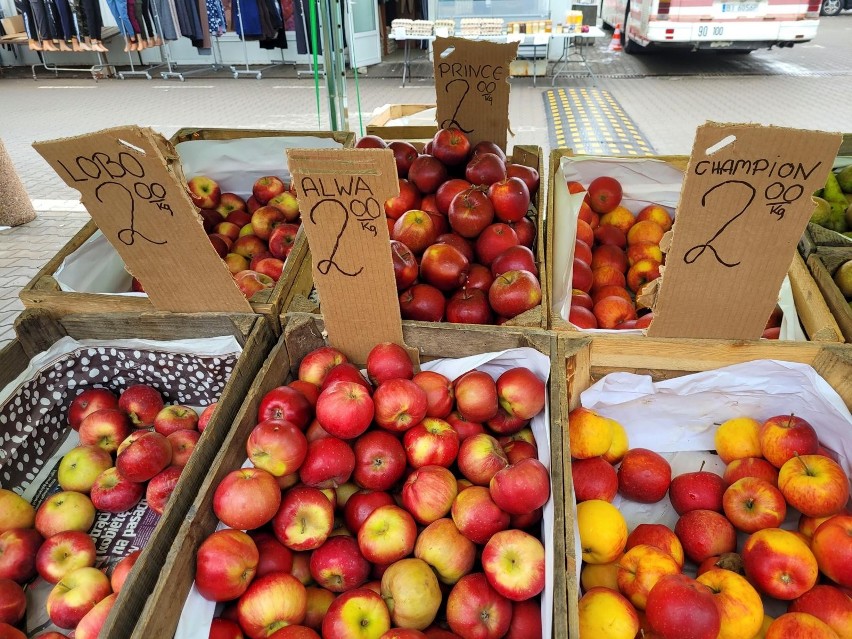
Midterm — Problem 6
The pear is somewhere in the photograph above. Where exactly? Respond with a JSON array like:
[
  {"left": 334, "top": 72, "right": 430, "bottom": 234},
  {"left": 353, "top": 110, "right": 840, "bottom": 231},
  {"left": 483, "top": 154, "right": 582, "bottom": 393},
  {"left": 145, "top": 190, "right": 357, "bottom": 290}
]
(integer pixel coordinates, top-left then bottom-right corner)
[
  {"left": 824, "top": 172, "right": 846, "bottom": 204},
  {"left": 810, "top": 196, "right": 832, "bottom": 226},
  {"left": 834, "top": 260, "right": 852, "bottom": 298},
  {"left": 837, "top": 165, "right": 852, "bottom": 193},
  {"left": 846, "top": 202, "right": 852, "bottom": 230},
  {"left": 825, "top": 201, "right": 848, "bottom": 232}
]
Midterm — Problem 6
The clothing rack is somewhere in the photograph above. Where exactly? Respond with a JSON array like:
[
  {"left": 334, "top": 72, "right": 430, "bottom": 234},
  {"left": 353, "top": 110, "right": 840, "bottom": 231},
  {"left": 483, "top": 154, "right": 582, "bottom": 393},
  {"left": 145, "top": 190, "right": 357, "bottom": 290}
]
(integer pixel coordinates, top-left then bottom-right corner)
[
  {"left": 160, "top": 34, "right": 224, "bottom": 79},
  {"left": 230, "top": 0, "right": 269, "bottom": 79},
  {"left": 31, "top": 25, "right": 120, "bottom": 80}
]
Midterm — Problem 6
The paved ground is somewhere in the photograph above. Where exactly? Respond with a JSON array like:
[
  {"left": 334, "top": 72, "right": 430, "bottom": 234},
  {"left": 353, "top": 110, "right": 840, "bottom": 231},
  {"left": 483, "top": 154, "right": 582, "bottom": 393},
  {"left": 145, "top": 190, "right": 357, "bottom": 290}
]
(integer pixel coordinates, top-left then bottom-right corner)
[{"left": 0, "top": 15, "right": 850, "bottom": 348}]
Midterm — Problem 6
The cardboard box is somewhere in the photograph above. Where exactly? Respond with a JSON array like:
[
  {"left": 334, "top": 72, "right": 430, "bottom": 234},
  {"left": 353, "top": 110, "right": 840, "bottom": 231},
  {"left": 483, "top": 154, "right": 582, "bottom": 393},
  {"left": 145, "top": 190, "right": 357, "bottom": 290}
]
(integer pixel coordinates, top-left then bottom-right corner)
[
  {"left": 108, "top": 314, "right": 569, "bottom": 639},
  {"left": 366, "top": 104, "right": 439, "bottom": 141},
  {"left": 23, "top": 128, "right": 354, "bottom": 333},
  {"left": 556, "top": 334, "right": 852, "bottom": 635},
  {"left": 2, "top": 309, "right": 275, "bottom": 637},
  {"left": 1, "top": 15, "right": 25, "bottom": 35},
  {"left": 285, "top": 144, "right": 548, "bottom": 330},
  {"left": 546, "top": 143, "right": 844, "bottom": 342},
  {"left": 806, "top": 246, "right": 852, "bottom": 342}
]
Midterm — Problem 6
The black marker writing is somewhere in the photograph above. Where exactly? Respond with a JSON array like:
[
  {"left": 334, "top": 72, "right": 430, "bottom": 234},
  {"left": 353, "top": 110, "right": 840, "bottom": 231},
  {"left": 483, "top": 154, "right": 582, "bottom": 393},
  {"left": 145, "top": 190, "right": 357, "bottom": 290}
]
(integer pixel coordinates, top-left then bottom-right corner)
[{"left": 684, "top": 180, "right": 756, "bottom": 268}]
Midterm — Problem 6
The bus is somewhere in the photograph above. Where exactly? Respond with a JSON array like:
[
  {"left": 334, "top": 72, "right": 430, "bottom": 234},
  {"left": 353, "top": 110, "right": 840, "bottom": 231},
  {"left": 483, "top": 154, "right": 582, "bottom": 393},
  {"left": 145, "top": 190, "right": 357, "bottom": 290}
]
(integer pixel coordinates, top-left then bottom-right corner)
[{"left": 600, "top": 0, "right": 821, "bottom": 53}]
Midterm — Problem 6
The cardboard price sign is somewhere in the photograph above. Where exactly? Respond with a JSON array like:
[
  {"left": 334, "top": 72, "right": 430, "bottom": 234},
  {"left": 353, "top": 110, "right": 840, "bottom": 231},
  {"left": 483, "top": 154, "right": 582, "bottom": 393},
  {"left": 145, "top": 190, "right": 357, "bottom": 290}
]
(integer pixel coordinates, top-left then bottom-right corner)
[
  {"left": 648, "top": 123, "right": 841, "bottom": 340},
  {"left": 433, "top": 37, "right": 518, "bottom": 150},
  {"left": 34, "top": 126, "right": 252, "bottom": 313},
  {"left": 287, "top": 148, "right": 417, "bottom": 366}
]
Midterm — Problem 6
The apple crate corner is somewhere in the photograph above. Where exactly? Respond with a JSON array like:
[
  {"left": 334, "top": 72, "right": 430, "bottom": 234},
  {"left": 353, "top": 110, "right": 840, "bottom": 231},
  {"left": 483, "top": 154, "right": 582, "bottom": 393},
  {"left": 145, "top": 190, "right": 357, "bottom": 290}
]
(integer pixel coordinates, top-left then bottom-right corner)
[
  {"left": 286, "top": 143, "right": 549, "bottom": 331},
  {"left": 1, "top": 307, "right": 276, "bottom": 638},
  {"left": 545, "top": 149, "right": 843, "bottom": 343},
  {"left": 556, "top": 332, "right": 852, "bottom": 636},
  {"left": 19, "top": 129, "right": 355, "bottom": 335},
  {"left": 117, "top": 312, "right": 570, "bottom": 639},
  {"left": 365, "top": 104, "right": 439, "bottom": 142},
  {"left": 805, "top": 246, "right": 852, "bottom": 343}
]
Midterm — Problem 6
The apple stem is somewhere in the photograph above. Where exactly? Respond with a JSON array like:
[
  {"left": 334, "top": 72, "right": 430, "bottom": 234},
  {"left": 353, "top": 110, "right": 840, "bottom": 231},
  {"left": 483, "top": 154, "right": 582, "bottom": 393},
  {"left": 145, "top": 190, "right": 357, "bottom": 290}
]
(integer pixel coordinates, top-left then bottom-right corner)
[
  {"left": 699, "top": 460, "right": 706, "bottom": 473},
  {"left": 794, "top": 451, "right": 809, "bottom": 473},
  {"left": 786, "top": 413, "right": 795, "bottom": 428}
]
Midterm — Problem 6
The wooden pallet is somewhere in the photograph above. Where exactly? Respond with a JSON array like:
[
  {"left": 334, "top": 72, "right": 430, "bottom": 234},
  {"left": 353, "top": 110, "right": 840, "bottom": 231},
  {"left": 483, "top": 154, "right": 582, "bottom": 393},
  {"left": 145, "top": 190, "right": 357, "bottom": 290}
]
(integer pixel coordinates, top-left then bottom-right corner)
[
  {"left": 119, "top": 313, "right": 568, "bottom": 639},
  {"left": 554, "top": 334, "right": 852, "bottom": 635},
  {"left": 287, "top": 145, "right": 549, "bottom": 330},
  {"left": 2, "top": 308, "right": 276, "bottom": 639},
  {"left": 19, "top": 129, "right": 354, "bottom": 334},
  {"left": 545, "top": 149, "right": 843, "bottom": 342}
]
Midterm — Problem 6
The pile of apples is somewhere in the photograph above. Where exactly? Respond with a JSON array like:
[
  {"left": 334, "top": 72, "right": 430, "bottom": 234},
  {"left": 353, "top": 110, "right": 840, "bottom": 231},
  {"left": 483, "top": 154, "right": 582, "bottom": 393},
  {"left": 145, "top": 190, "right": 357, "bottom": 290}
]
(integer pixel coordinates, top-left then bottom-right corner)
[
  {"left": 198, "top": 342, "right": 550, "bottom": 639},
  {"left": 567, "top": 176, "right": 671, "bottom": 330},
  {"left": 0, "top": 385, "right": 217, "bottom": 639},
  {"left": 569, "top": 406, "right": 852, "bottom": 639},
  {"left": 187, "top": 174, "right": 301, "bottom": 300},
  {"left": 355, "top": 130, "right": 542, "bottom": 324}
]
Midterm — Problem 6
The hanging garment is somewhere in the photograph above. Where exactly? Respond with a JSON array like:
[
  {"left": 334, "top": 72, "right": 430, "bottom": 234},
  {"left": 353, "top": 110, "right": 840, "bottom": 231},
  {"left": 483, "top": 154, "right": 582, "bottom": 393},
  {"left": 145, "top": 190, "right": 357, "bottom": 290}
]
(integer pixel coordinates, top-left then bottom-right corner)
[
  {"left": 127, "top": 0, "right": 143, "bottom": 34},
  {"left": 138, "top": 0, "right": 156, "bottom": 37},
  {"left": 105, "top": 0, "right": 135, "bottom": 35},
  {"left": 149, "top": 0, "right": 178, "bottom": 39},
  {"left": 174, "top": 0, "right": 203, "bottom": 40},
  {"left": 232, "top": 0, "right": 261, "bottom": 38},
  {"left": 205, "top": 0, "right": 225, "bottom": 35},
  {"left": 256, "top": 0, "right": 281, "bottom": 39},
  {"left": 52, "top": 0, "right": 75, "bottom": 39},
  {"left": 67, "top": 0, "right": 88, "bottom": 37},
  {"left": 80, "top": 0, "right": 102, "bottom": 37},
  {"left": 28, "top": 0, "right": 58, "bottom": 39},
  {"left": 193, "top": 0, "right": 211, "bottom": 49},
  {"left": 293, "top": 0, "right": 319, "bottom": 54},
  {"left": 15, "top": 0, "right": 37, "bottom": 38},
  {"left": 280, "top": 0, "right": 293, "bottom": 31}
]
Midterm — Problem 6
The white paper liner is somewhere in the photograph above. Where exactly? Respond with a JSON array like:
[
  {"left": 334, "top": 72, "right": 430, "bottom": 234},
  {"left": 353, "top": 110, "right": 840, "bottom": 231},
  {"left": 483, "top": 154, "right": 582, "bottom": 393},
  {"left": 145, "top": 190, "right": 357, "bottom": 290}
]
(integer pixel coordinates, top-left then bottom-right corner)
[
  {"left": 382, "top": 106, "right": 438, "bottom": 128},
  {"left": 175, "top": 347, "right": 555, "bottom": 639},
  {"left": 572, "top": 358, "right": 852, "bottom": 616},
  {"left": 551, "top": 155, "right": 806, "bottom": 340}
]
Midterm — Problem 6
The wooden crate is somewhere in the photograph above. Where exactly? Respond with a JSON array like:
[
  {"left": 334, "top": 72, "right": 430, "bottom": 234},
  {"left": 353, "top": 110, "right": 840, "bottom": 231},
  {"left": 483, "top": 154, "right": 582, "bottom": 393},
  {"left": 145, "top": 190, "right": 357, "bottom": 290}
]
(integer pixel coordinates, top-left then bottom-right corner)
[
  {"left": 288, "top": 145, "right": 548, "bottom": 329},
  {"left": 117, "top": 313, "right": 568, "bottom": 639},
  {"left": 546, "top": 149, "right": 843, "bottom": 342},
  {"left": 807, "top": 246, "right": 852, "bottom": 343},
  {"left": 20, "top": 129, "right": 354, "bottom": 334},
  {"left": 555, "top": 334, "right": 852, "bottom": 634},
  {"left": 2, "top": 308, "right": 276, "bottom": 639},
  {"left": 365, "top": 104, "right": 438, "bottom": 141}
]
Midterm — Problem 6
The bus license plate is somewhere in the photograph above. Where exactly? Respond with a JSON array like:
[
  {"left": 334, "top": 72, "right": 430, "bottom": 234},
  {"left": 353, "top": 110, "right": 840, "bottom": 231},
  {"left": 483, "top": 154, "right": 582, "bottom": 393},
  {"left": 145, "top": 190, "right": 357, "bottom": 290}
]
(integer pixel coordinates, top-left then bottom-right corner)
[{"left": 721, "top": 2, "right": 759, "bottom": 11}]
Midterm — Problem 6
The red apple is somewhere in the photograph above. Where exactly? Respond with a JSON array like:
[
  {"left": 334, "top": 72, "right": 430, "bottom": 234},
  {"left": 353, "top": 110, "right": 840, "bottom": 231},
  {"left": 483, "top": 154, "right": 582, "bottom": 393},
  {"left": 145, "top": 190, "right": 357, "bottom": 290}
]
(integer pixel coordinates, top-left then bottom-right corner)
[
  {"left": 457, "top": 433, "right": 508, "bottom": 485},
  {"left": 299, "top": 437, "right": 356, "bottom": 488},
  {"left": 393, "top": 210, "right": 438, "bottom": 255},
  {"left": 273, "top": 486, "right": 335, "bottom": 551},
  {"left": 299, "top": 347, "right": 347, "bottom": 387},
  {"left": 466, "top": 153, "right": 507, "bottom": 187},
  {"left": 78, "top": 595, "right": 119, "bottom": 639},
  {"left": 506, "top": 163, "right": 539, "bottom": 196},
  {"left": 645, "top": 574, "right": 720, "bottom": 639},
  {"left": 290, "top": 381, "right": 320, "bottom": 408},
  {"left": 436, "top": 179, "right": 472, "bottom": 215},
  {"left": 390, "top": 141, "right": 419, "bottom": 178},
  {"left": 153, "top": 405, "right": 198, "bottom": 436},
  {"left": 432, "top": 128, "right": 471, "bottom": 166},
  {"left": 489, "top": 270, "right": 542, "bottom": 319},
  {"left": 167, "top": 430, "right": 199, "bottom": 468},
  {"left": 115, "top": 430, "right": 172, "bottom": 483},
  {"left": 488, "top": 177, "right": 530, "bottom": 223},
  {"left": 322, "top": 588, "right": 390, "bottom": 638},
  {"left": 316, "top": 382, "right": 374, "bottom": 440},
  {"left": 320, "top": 363, "right": 371, "bottom": 394},
  {"left": 253, "top": 175, "right": 287, "bottom": 204},
  {"left": 399, "top": 284, "right": 445, "bottom": 322},
  {"left": 268, "top": 224, "right": 299, "bottom": 259},
  {"left": 385, "top": 179, "right": 422, "bottom": 220},
  {"left": 788, "top": 584, "right": 852, "bottom": 638},
  {"left": 353, "top": 430, "right": 407, "bottom": 491},
  {"left": 34, "top": 492, "right": 95, "bottom": 538},
  {"left": 68, "top": 388, "right": 118, "bottom": 430},
  {"left": 811, "top": 514, "right": 852, "bottom": 588},
  {"left": 723, "top": 477, "right": 787, "bottom": 533},
  {"left": 446, "top": 573, "right": 512, "bottom": 639},
  {"left": 743, "top": 527, "right": 819, "bottom": 599},
  {"left": 625, "top": 523, "right": 685, "bottom": 568},
  {"left": 404, "top": 418, "right": 460, "bottom": 468},
  {"left": 412, "top": 371, "right": 454, "bottom": 419},
  {"left": 437, "top": 233, "right": 475, "bottom": 262},
  {"left": 572, "top": 456, "right": 618, "bottom": 502},
  {"left": 188, "top": 175, "right": 221, "bottom": 209},
  {"left": 723, "top": 457, "right": 779, "bottom": 488},
  {"left": 402, "top": 465, "right": 458, "bottom": 524},
  {"left": 0, "top": 579, "right": 24, "bottom": 625},
  {"left": 496, "top": 367, "right": 545, "bottom": 421},
  {"left": 391, "top": 240, "right": 419, "bottom": 290},
  {"left": 356, "top": 135, "right": 387, "bottom": 149},
  {"left": 57, "top": 445, "right": 113, "bottom": 494},
  {"left": 448, "top": 189, "right": 494, "bottom": 239},
  {"left": 489, "top": 458, "right": 550, "bottom": 516},
  {"left": 213, "top": 467, "right": 281, "bottom": 530},
  {"left": 45, "top": 566, "right": 111, "bottom": 630},
  {"left": 409, "top": 156, "right": 449, "bottom": 194},
  {"left": 778, "top": 454, "right": 850, "bottom": 518},
  {"left": 451, "top": 486, "right": 510, "bottom": 545},
  {"left": 196, "top": 529, "right": 259, "bottom": 601},
  {"left": 420, "top": 244, "right": 470, "bottom": 292},
  {"left": 237, "top": 572, "right": 307, "bottom": 639},
  {"left": 78, "top": 409, "right": 132, "bottom": 454},
  {"left": 146, "top": 466, "right": 182, "bottom": 516},
  {"left": 258, "top": 386, "right": 312, "bottom": 430},
  {"left": 357, "top": 505, "right": 417, "bottom": 564},
  {"left": 587, "top": 176, "right": 623, "bottom": 214},
  {"left": 508, "top": 217, "right": 536, "bottom": 250},
  {"left": 90, "top": 467, "right": 144, "bottom": 513},
  {"left": 119, "top": 383, "right": 164, "bottom": 428},
  {"left": 198, "top": 403, "right": 217, "bottom": 433},
  {"left": 491, "top": 246, "right": 537, "bottom": 279},
  {"left": 476, "top": 223, "right": 519, "bottom": 266},
  {"left": 505, "top": 599, "right": 541, "bottom": 639},
  {"left": 310, "top": 535, "right": 370, "bottom": 592},
  {"left": 447, "top": 289, "right": 493, "bottom": 325},
  {"left": 676, "top": 509, "right": 737, "bottom": 564},
  {"left": 344, "top": 490, "right": 395, "bottom": 535},
  {"left": 454, "top": 371, "right": 498, "bottom": 422},
  {"left": 669, "top": 468, "right": 725, "bottom": 515},
  {"left": 618, "top": 448, "right": 671, "bottom": 503},
  {"left": 0, "top": 528, "right": 41, "bottom": 584},
  {"left": 35, "top": 531, "right": 94, "bottom": 584},
  {"left": 759, "top": 414, "right": 819, "bottom": 469}
]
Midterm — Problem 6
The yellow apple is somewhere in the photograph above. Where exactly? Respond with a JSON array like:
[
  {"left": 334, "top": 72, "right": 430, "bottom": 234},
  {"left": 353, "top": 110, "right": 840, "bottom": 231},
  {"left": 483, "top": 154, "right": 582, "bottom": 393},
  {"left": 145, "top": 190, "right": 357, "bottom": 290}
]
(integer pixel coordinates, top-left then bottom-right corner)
[
  {"left": 715, "top": 417, "right": 762, "bottom": 464},
  {"left": 581, "top": 555, "right": 621, "bottom": 591},
  {"left": 697, "top": 568, "right": 763, "bottom": 639},
  {"left": 577, "top": 500, "right": 627, "bottom": 564},
  {"left": 602, "top": 420, "right": 629, "bottom": 465},
  {"left": 578, "top": 587, "right": 639, "bottom": 639},
  {"left": 568, "top": 407, "right": 614, "bottom": 459},
  {"left": 616, "top": 544, "right": 680, "bottom": 610}
]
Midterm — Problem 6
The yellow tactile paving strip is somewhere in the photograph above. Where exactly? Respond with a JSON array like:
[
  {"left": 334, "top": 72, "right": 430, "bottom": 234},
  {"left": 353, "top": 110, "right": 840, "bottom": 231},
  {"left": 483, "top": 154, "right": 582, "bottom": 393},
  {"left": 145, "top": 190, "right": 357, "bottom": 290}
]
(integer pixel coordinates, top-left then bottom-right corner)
[{"left": 544, "top": 87, "right": 656, "bottom": 156}]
